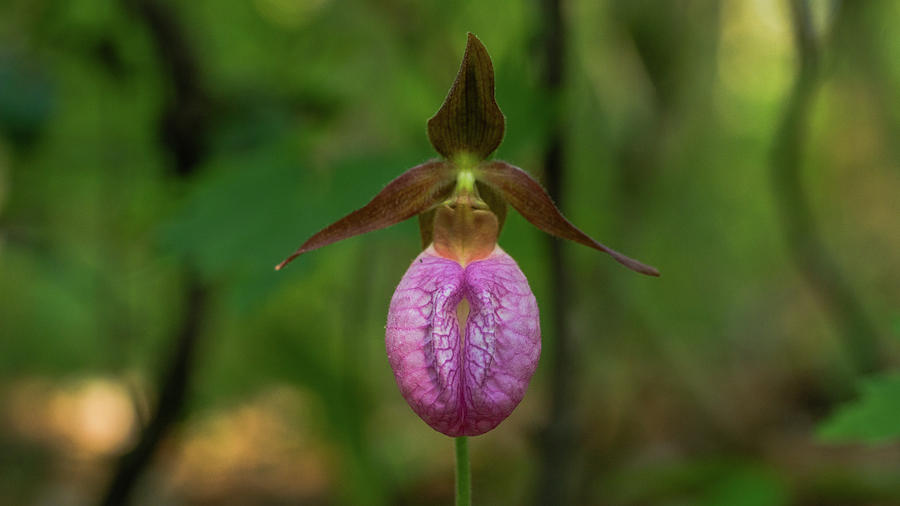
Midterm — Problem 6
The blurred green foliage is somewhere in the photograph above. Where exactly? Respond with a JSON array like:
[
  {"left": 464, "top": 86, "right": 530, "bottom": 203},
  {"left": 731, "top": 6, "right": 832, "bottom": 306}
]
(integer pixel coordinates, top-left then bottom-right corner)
[
  {"left": 818, "top": 373, "right": 900, "bottom": 444},
  {"left": 1, "top": 0, "right": 899, "bottom": 505}
]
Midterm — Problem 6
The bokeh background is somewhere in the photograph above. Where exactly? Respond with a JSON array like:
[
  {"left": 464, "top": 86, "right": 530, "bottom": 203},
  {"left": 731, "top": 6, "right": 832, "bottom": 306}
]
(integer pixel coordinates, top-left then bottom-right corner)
[{"left": 1, "top": 0, "right": 899, "bottom": 504}]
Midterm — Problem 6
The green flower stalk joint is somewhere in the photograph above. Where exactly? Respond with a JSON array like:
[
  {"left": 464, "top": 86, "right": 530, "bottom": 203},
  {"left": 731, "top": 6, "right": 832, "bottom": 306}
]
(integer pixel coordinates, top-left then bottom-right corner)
[{"left": 277, "top": 34, "right": 658, "bottom": 437}]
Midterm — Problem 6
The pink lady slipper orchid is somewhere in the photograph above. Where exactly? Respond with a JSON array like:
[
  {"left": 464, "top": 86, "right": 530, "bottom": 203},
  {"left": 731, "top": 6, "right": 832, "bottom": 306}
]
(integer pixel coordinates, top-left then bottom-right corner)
[{"left": 277, "top": 34, "right": 658, "bottom": 437}]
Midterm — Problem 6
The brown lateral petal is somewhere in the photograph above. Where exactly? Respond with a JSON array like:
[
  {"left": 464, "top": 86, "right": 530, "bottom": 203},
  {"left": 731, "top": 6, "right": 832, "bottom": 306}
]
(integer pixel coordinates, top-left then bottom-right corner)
[
  {"left": 475, "top": 180, "right": 508, "bottom": 233},
  {"left": 417, "top": 209, "right": 437, "bottom": 248},
  {"left": 476, "top": 161, "right": 660, "bottom": 277},
  {"left": 276, "top": 160, "right": 456, "bottom": 270},
  {"left": 427, "top": 33, "right": 505, "bottom": 160}
]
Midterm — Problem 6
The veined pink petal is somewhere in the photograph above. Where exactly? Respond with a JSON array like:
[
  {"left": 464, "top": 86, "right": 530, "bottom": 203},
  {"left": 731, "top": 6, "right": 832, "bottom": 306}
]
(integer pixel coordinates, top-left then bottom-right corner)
[{"left": 386, "top": 246, "right": 540, "bottom": 436}]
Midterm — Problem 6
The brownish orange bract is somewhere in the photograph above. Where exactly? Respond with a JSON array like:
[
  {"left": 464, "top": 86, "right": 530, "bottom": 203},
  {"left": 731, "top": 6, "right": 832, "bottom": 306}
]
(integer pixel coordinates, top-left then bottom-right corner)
[{"left": 432, "top": 193, "right": 499, "bottom": 268}]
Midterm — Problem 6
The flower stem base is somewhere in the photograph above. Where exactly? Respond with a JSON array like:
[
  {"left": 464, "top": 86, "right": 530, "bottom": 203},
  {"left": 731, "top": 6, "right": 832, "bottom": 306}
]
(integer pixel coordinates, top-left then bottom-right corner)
[{"left": 455, "top": 436, "right": 471, "bottom": 506}]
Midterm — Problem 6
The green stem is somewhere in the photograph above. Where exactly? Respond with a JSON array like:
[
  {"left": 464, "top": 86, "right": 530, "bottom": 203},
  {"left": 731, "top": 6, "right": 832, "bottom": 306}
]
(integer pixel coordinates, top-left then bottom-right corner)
[{"left": 455, "top": 436, "right": 471, "bottom": 506}]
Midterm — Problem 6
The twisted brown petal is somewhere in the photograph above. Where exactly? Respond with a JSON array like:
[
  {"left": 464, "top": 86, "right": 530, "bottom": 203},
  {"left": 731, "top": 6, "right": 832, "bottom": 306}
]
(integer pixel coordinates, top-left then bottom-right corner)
[
  {"left": 276, "top": 160, "right": 456, "bottom": 270},
  {"left": 476, "top": 161, "right": 660, "bottom": 276},
  {"left": 427, "top": 33, "right": 505, "bottom": 160}
]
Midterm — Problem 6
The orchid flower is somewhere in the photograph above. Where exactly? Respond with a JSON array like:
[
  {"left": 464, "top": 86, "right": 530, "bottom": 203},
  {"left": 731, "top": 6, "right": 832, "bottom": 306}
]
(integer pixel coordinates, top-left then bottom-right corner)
[{"left": 277, "top": 34, "right": 658, "bottom": 438}]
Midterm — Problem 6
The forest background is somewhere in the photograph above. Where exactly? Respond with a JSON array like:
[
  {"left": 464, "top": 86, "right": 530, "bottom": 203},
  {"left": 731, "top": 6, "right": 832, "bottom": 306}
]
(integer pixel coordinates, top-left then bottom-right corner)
[{"left": 1, "top": 0, "right": 899, "bottom": 504}]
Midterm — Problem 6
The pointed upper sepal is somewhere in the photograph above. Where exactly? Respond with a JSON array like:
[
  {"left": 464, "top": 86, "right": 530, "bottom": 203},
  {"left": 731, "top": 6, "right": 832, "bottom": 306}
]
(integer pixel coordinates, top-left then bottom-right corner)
[
  {"left": 476, "top": 161, "right": 660, "bottom": 277},
  {"left": 276, "top": 160, "right": 456, "bottom": 270},
  {"left": 427, "top": 33, "right": 505, "bottom": 161}
]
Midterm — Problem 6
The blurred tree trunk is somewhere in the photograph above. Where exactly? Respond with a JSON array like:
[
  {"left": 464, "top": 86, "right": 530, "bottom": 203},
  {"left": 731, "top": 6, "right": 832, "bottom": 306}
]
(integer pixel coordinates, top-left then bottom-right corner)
[
  {"left": 771, "top": 0, "right": 883, "bottom": 377},
  {"left": 101, "top": 278, "right": 207, "bottom": 506},
  {"left": 533, "top": 0, "right": 576, "bottom": 504},
  {"left": 100, "top": 0, "right": 212, "bottom": 504}
]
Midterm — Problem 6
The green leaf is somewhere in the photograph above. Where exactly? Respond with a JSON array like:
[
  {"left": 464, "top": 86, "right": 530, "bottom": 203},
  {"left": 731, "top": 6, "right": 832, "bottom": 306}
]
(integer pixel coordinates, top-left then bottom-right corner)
[
  {"left": 426, "top": 33, "right": 505, "bottom": 160},
  {"left": 700, "top": 465, "right": 788, "bottom": 506},
  {"left": 818, "top": 372, "right": 900, "bottom": 443},
  {"left": 476, "top": 160, "right": 660, "bottom": 276}
]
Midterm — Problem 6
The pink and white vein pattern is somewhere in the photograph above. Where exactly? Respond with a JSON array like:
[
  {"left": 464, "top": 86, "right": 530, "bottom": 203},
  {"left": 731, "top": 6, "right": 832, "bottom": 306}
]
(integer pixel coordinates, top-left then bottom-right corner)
[{"left": 386, "top": 246, "right": 541, "bottom": 436}]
